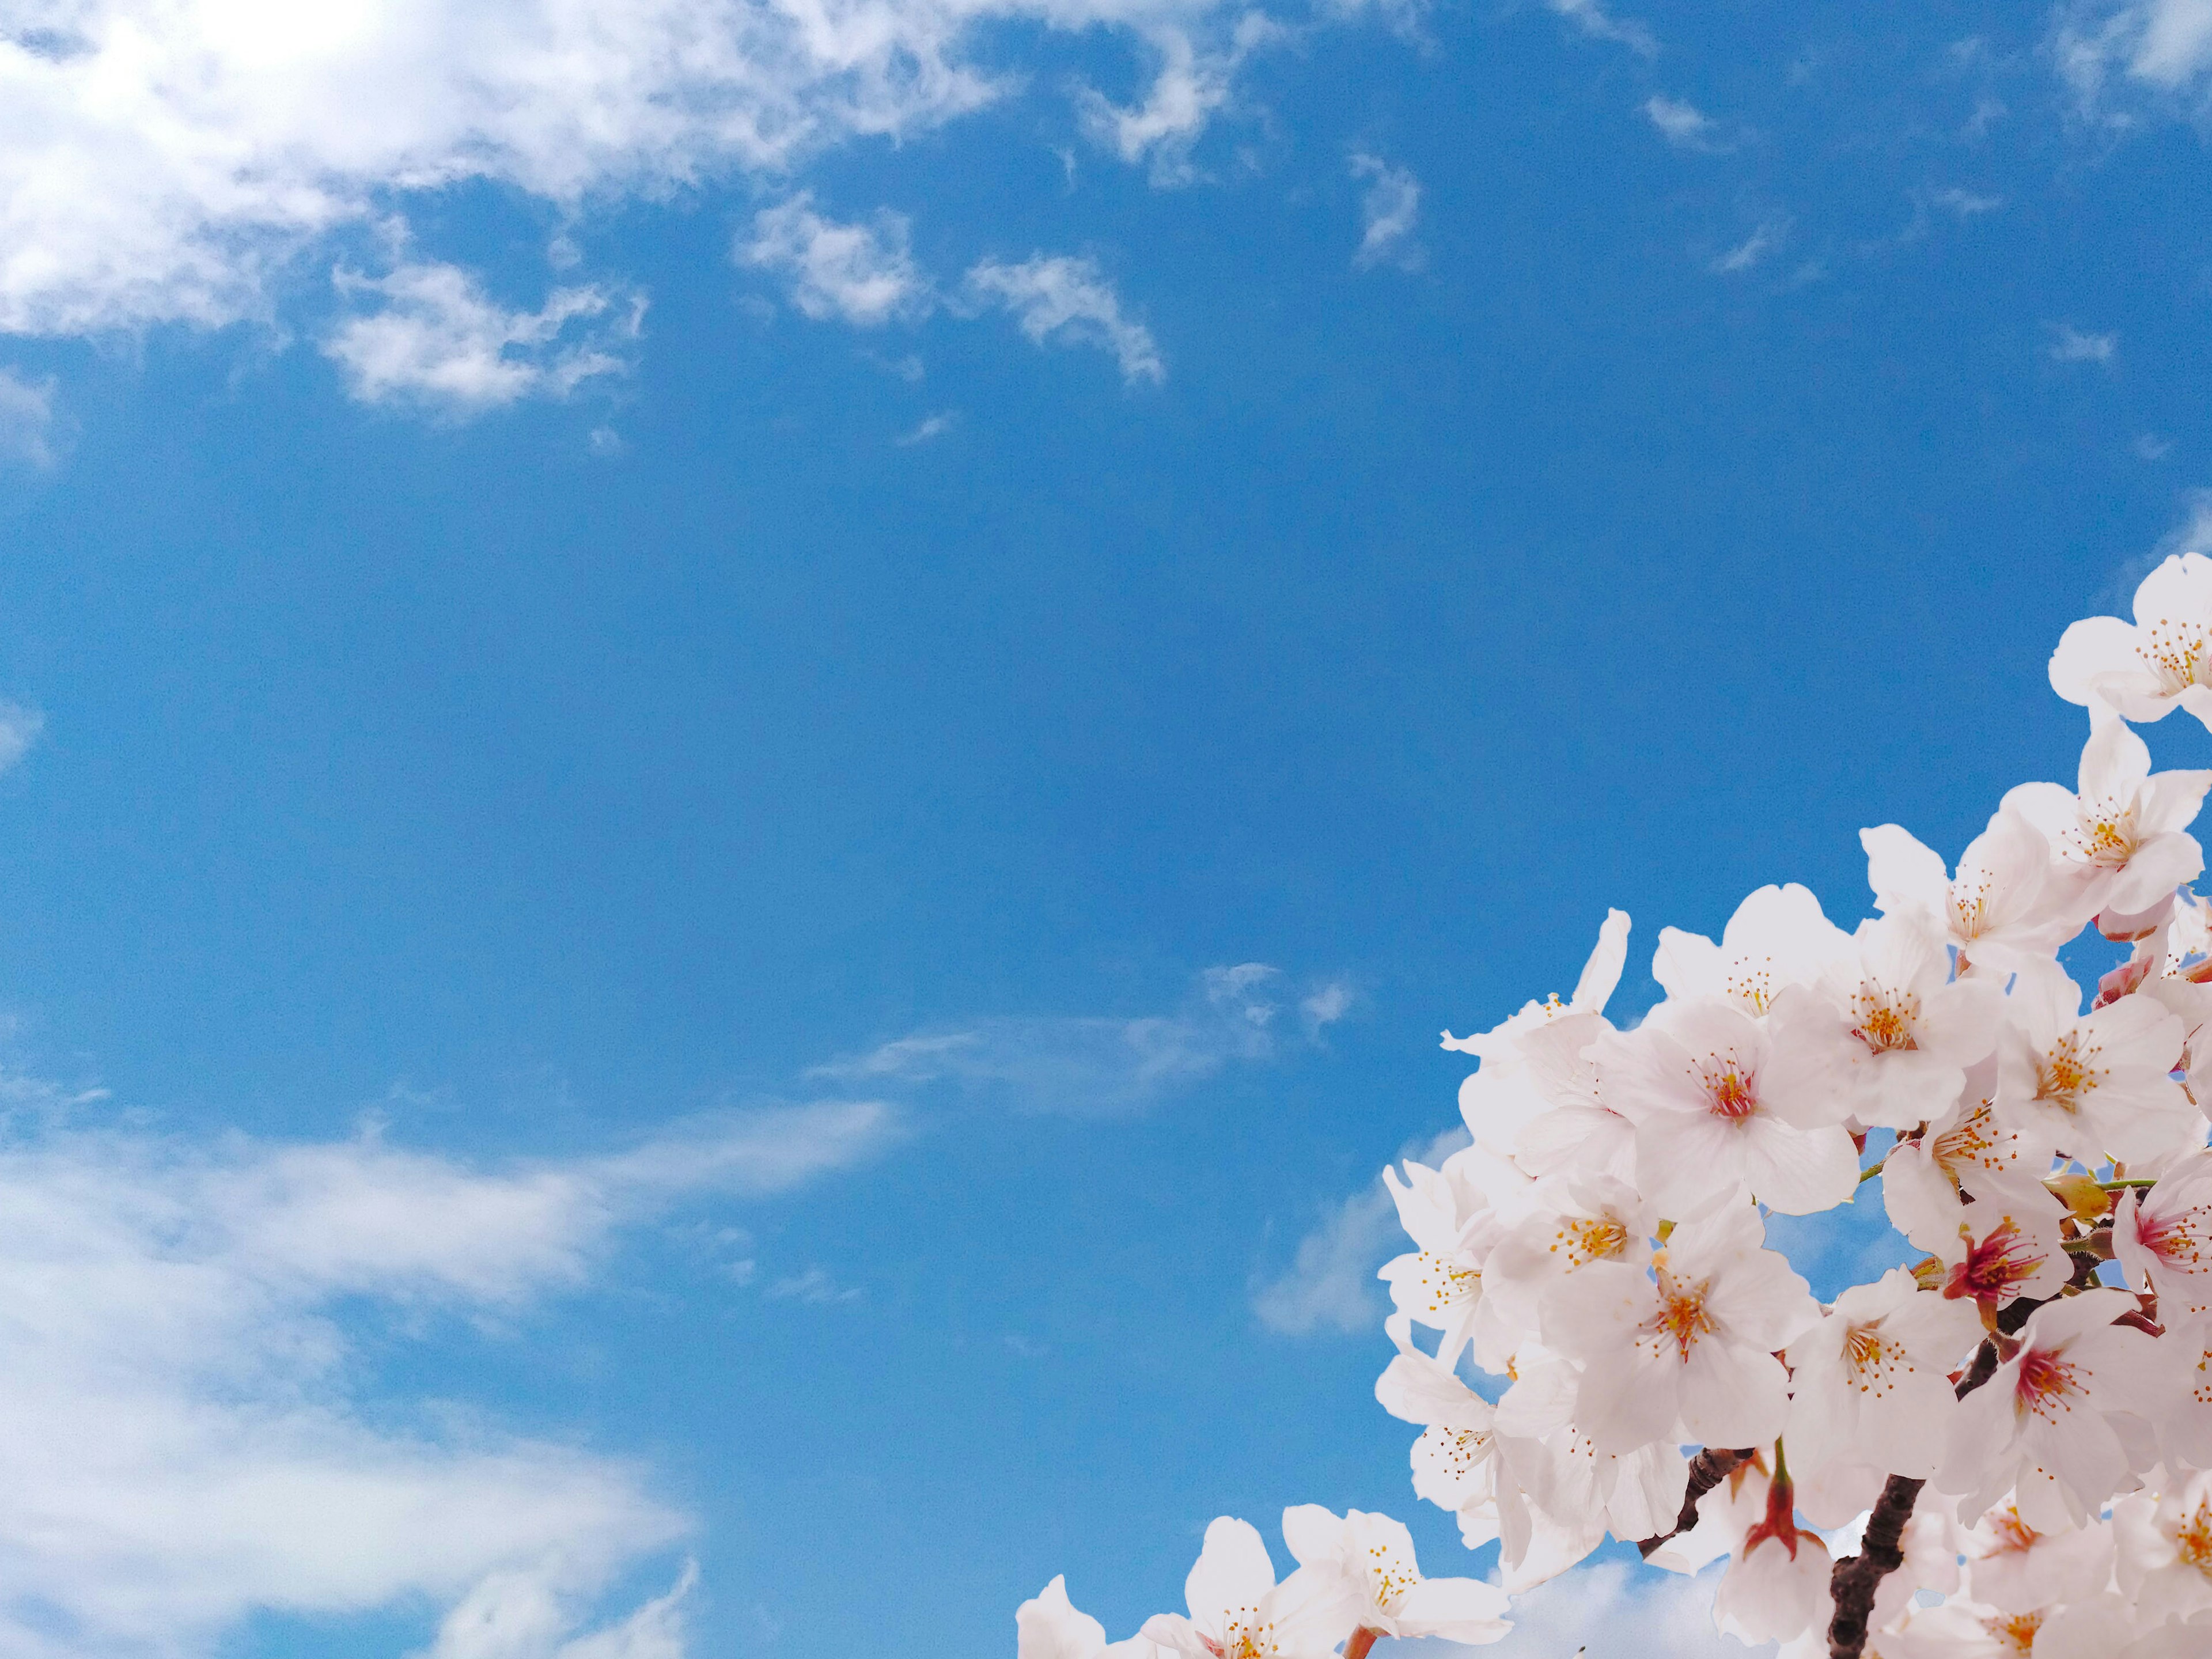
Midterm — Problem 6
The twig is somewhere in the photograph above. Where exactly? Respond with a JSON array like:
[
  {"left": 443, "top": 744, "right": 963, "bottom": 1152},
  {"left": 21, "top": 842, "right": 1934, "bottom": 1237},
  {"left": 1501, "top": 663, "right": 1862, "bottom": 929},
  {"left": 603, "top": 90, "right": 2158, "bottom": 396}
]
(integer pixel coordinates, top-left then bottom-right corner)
[
  {"left": 1824, "top": 1336, "right": 1999, "bottom": 1658},
  {"left": 1636, "top": 1446, "right": 1753, "bottom": 1557}
]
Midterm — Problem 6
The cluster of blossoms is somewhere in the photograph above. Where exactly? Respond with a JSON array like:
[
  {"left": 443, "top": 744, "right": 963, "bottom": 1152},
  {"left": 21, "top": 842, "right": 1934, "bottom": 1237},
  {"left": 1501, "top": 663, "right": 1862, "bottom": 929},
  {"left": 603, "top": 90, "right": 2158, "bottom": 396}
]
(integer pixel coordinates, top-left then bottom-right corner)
[{"left": 1017, "top": 555, "right": 2212, "bottom": 1658}]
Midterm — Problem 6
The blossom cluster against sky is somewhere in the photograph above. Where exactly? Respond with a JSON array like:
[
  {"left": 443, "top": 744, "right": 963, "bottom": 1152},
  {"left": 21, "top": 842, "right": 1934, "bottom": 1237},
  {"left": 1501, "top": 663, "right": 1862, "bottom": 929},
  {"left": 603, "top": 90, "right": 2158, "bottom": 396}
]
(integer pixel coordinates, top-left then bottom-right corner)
[{"left": 12, "top": 1, "right": 2212, "bottom": 1656}]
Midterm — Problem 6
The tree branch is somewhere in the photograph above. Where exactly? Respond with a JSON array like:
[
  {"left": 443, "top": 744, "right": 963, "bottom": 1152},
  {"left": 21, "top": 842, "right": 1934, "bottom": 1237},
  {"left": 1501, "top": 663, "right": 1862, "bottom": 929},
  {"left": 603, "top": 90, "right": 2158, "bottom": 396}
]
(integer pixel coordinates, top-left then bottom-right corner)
[
  {"left": 1636, "top": 1446, "right": 1753, "bottom": 1558},
  {"left": 1824, "top": 1335, "right": 2000, "bottom": 1658}
]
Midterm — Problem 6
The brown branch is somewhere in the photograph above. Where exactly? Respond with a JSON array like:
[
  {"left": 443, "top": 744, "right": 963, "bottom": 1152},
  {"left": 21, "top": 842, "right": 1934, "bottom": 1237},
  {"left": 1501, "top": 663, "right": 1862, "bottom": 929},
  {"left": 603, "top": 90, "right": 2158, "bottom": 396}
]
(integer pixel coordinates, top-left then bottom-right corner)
[
  {"left": 1637, "top": 1446, "right": 1754, "bottom": 1558},
  {"left": 1824, "top": 1335, "right": 2001, "bottom": 1658}
]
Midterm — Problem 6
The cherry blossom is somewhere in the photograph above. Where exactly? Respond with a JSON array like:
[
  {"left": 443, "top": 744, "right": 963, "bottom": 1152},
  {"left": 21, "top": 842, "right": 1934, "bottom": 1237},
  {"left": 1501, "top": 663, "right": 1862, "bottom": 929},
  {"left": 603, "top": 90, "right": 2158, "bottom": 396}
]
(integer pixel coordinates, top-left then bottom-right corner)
[
  {"left": 1931, "top": 1180, "right": 2072, "bottom": 1322},
  {"left": 1018, "top": 1579, "right": 1168, "bottom": 1659},
  {"left": 1785, "top": 1267, "right": 1981, "bottom": 1479},
  {"left": 1882, "top": 1081, "right": 2055, "bottom": 1253},
  {"left": 1377, "top": 1156, "right": 1502, "bottom": 1367},
  {"left": 1650, "top": 882, "right": 1856, "bottom": 1016},
  {"left": 2050, "top": 551, "right": 2212, "bottom": 729},
  {"left": 2005, "top": 717, "right": 2212, "bottom": 921},
  {"left": 2113, "top": 1470, "right": 2212, "bottom": 1624},
  {"left": 1278, "top": 1506, "right": 1510, "bottom": 1645},
  {"left": 1862, "top": 809, "right": 2069, "bottom": 972},
  {"left": 1594, "top": 998, "right": 1861, "bottom": 1216},
  {"left": 1543, "top": 1194, "right": 1819, "bottom": 1452},
  {"left": 1993, "top": 964, "right": 2192, "bottom": 1164},
  {"left": 1958, "top": 1501, "right": 2114, "bottom": 1613},
  {"left": 1139, "top": 1519, "right": 1355, "bottom": 1659}
]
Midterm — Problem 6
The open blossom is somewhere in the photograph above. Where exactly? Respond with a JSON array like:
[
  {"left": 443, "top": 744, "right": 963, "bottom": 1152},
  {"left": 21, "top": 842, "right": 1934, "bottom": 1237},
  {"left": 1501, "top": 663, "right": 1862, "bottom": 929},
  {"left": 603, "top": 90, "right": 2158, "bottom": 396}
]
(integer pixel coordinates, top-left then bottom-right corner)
[
  {"left": 1959, "top": 1502, "right": 2115, "bottom": 1613},
  {"left": 2006, "top": 717, "right": 2212, "bottom": 922},
  {"left": 1933, "top": 1180, "right": 2071, "bottom": 1320},
  {"left": 2050, "top": 551, "right": 2212, "bottom": 730},
  {"left": 1018, "top": 1579, "right": 1168, "bottom": 1659},
  {"left": 1543, "top": 1194, "right": 1819, "bottom": 1452},
  {"left": 1994, "top": 964, "right": 2194, "bottom": 1164},
  {"left": 1446, "top": 910, "right": 1630, "bottom": 1160},
  {"left": 1862, "top": 809, "right": 2072, "bottom": 972},
  {"left": 1784, "top": 1267, "right": 1981, "bottom": 1479},
  {"left": 1764, "top": 914, "right": 2003, "bottom": 1132},
  {"left": 1279, "top": 1506, "right": 1510, "bottom": 1645},
  {"left": 1375, "top": 1315, "right": 1503, "bottom": 1535},
  {"left": 1882, "top": 1079, "right": 2056, "bottom": 1253},
  {"left": 2114, "top": 1471, "right": 2212, "bottom": 1624},
  {"left": 1139, "top": 1520, "right": 1355, "bottom": 1659},
  {"left": 1473, "top": 1172, "right": 1652, "bottom": 1369},
  {"left": 2115, "top": 1147, "right": 2212, "bottom": 1319},
  {"left": 1593, "top": 998, "right": 1860, "bottom": 1216},
  {"left": 1377, "top": 1156, "right": 1502, "bottom": 1367},
  {"left": 1941, "top": 1288, "right": 2156, "bottom": 1531},
  {"left": 1650, "top": 882, "right": 1856, "bottom": 1015}
]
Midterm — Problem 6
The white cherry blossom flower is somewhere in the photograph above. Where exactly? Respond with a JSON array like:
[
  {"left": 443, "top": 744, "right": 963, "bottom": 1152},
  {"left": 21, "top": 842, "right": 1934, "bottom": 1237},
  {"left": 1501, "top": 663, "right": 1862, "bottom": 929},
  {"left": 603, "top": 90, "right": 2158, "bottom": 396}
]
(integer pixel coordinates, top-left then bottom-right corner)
[
  {"left": 1994, "top": 965, "right": 2194, "bottom": 1165},
  {"left": 2006, "top": 717, "right": 2212, "bottom": 922},
  {"left": 1959, "top": 1501, "right": 2115, "bottom": 1613},
  {"left": 1764, "top": 915, "right": 2004, "bottom": 1132},
  {"left": 1473, "top": 1172, "right": 1653, "bottom": 1369},
  {"left": 1543, "top": 1195, "right": 1819, "bottom": 1452},
  {"left": 1018, "top": 1578, "right": 1169, "bottom": 1659},
  {"left": 1650, "top": 882, "right": 1857, "bottom": 1016},
  {"left": 2149, "top": 1312, "right": 2212, "bottom": 1469},
  {"left": 1862, "top": 809, "right": 2071, "bottom": 973},
  {"left": 1785, "top": 1267, "right": 1982, "bottom": 1479},
  {"left": 1505, "top": 1011, "right": 1639, "bottom": 1183},
  {"left": 1711, "top": 1479, "right": 1834, "bottom": 1647},
  {"left": 1377, "top": 1157, "right": 1501, "bottom": 1368},
  {"left": 1446, "top": 911, "right": 1630, "bottom": 1158},
  {"left": 1139, "top": 1519, "right": 1357, "bottom": 1659},
  {"left": 1932, "top": 1179, "right": 2072, "bottom": 1321},
  {"left": 1374, "top": 1315, "right": 1503, "bottom": 1538},
  {"left": 2115, "top": 1147, "right": 2212, "bottom": 1320},
  {"left": 2050, "top": 551, "right": 2212, "bottom": 729},
  {"left": 1940, "top": 1288, "right": 2156, "bottom": 1531},
  {"left": 1882, "top": 1080, "right": 2056, "bottom": 1253},
  {"left": 1593, "top": 998, "right": 1861, "bottom": 1216},
  {"left": 2114, "top": 1470, "right": 2212, "bottom": 1624},
  {"left": 1874, "top": 1596, "right": 2053, "bottom": 1658},
  {"left": 1278, "top": 1506, "right": 1510, "bottom": 1645}
]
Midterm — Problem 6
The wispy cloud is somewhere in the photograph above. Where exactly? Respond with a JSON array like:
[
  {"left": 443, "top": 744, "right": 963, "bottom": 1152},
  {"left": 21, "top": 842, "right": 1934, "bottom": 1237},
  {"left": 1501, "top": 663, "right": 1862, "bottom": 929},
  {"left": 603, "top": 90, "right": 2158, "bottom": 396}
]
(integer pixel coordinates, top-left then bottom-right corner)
[
  {"left": 1454, "top": 1556, "right": 1739, "bottom": 1657},
  {"left": 1547, "top": 0, "right": 1657, "bottom": 56},
  {"left": 766, "top": 1266, "right": 864, "bottom": 1305},
  {"left": 1077, "top": 23, "right": 1271, "bottom": 185},
  {"left": 0, "top": 369, "right": 58, "bottom": 467},
  {"left": 2048, "top": 321, "right": 2118, "bottom": 363},
  {"left": 1928, "top": 185, "right": 2003, "bottom": 217},
  {"left": 895, "top": 411, "right": 957, "bottom": 446},
  {"left": 0, "top": 703, "right": 43, "bottom": 776},
  {"left": 739, "top": 195, "right": 931, "bottom": 327},
  {"left": 1349, "top": 153, "right": 1423, "bottom": 271},
  {"left": 1252, "top": 1126, "right": 1460, "bottom": 1337},
  {"left": 325, "top": 261, "right": 642, "bottom": 415},
  {"left": 1710, "top": 219, "right": 1786, "bottom": 274},
  {"left": 0, "top": 1101, "right": 896, "bottom": 1654},
  {"left": 810, "top": 964, "right": 1343, "bottom": 1114},
  {"left": 963, "top": 256, "right": 1165, "bottom": 385},
  {"left": 1641, "top": 95, "right": 1725, "bottom": 150}
]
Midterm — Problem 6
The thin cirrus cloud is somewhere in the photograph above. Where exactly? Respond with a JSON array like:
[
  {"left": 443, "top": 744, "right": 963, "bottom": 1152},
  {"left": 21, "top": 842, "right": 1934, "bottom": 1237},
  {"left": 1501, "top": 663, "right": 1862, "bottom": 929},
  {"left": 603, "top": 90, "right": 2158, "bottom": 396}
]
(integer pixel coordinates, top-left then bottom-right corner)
[
  {"left": 0, "top": 0, "right": 1339, "bottom": 414},
  {"left": 2056, "top": 0, "right": 2212, "bottom": 101},
  {"left": 1547, "top": 0, "right": 1657, "bottom": 57},
  {"left": 1349, "top": 153, "right": 1423, "bottom": 271},
  {"left": 810, "top": 964, "right": 1351, "bottom": 1113},
  {"left": 1252, "top": 1125, "right": 1463, "bottom": 1336},
  {"left": 1641, "top": 94, "right": 1728, "bottom": 151},
  {"left": 0, "top": 367, "right": 58, "bottom": 466},
  {"left": 2048, "top": 321, "right": 2118, "bottom": 363},
  {"left": 0, "top": 1097, "right": 897, "bottom": 1657},
  {"left": 963, "top": 255, "right": 1166, "bottom": 385}
]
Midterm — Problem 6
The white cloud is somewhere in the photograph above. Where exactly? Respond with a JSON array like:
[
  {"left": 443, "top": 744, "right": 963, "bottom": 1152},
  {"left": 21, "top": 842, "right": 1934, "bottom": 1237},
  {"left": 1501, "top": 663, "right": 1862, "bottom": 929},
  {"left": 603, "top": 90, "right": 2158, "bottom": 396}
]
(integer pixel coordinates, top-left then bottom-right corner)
[
  {"left": 1078, "top": 17, "right": 1274, "bottom": 184},
  {"left": 809, "top": 964, "right": 1321, "bottom": 1112},
  {"left": 1928, "top": 185, "right": 2003, "bottom": 215},
  {"left": 2056, "top": 0, "right": 2212, "bottom": 103},
  {"left": 0, "top": 1099, "right": 896, "bottom": 1656},
  {"left": 1298, "top": 979, "right": 1354, "bottom": 1038},
  {"left": 1253, "top": 1126, "right": 1463, "bottom": 1336},
  {"left": 1410, "top": 1556, "right": 1747, "bottom": 1657},
  {"left": 1547, "top": 0, "right": 1657, "bottom": 56},
  {"left": 1710, "top": 219, "right": 1785, "bottom": 274},
  {"left": 895, "top": 411, "right": 956, "bottom": 445},
  {"left": 0, "top": 0, "right": 1296, "bottom": 348},
  {"left": 2049, "top": 321, "right": 2118, "bottom": 362},
  {"left": 0, "top": 703, "right": 42, "bottom": 775},
  {"left": 0, "top": 368, "right": 56, "bottom": 465},
  {"left": 1349, "top": 154, "right": 1423, "bottom": 271},
  {"left": 963, "top": 255, "right": 1165, "bottom": 385},
  {"left": 1641, "top": 95, "right": 1721, "bottom": 150},
  {"left": 739, "top": 195, "right": 929, "bottom": 326},
  {"left": 325, "top": 262, "right": 641, "bottom": 413},
  {"left": 764, "top": 1266, "right": 863, "bottom": 1305},
  {"left": 2138, "top": 432, "right": 2175, "bottom": 460}
]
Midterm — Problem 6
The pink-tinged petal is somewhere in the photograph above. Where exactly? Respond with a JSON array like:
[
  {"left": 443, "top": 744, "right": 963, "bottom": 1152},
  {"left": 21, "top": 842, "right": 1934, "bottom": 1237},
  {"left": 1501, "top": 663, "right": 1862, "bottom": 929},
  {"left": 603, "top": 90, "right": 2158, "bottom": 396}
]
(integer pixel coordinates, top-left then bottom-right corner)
[
  {"left": 1677, "top": 1339, "right": 1790, "bottom": 1448},
  {"left": 1277, "top": 1504, "right": 1340, "bottom": 1571},
  {"left": 1862, "top": 824, "right": 1951, "bottom": 918},
  {"left": 1137, "top": 1614, "right": 1203, "bottom": 1657},
  {"left": 2134, "top": 550, "right": 2212, "bottom": 627},
  {"left": 1571, "top": 1330, "right": 1681, "bottom": 1452},
  {"left": 2141, "top": 767, "right": 2212, "bottom": 836},
  {"left": 2051, "top": 614, "right": 2148, "bottom": 706},
  {"left": 2105, "top": 830, "right": 2205, "bottom": 915},
  {"left": 1569, "top": 908, "right": 1632, "bottom": 1012},
  {"left": 1740, "top": 1118, "right": 1859, "bottom": 1215},
  {"left": 2080, "top": 715, "right": 2153, "bottom": 801},
  {"left": 1183, "top": 1518, "right": 1275, "bottom": 1627},
  {"left": 2002, "top": 778, "right": 2084, "bottom": 842},
  {"left": 1018, "top": 1578, "right": 1108, "bottom": 1659}
]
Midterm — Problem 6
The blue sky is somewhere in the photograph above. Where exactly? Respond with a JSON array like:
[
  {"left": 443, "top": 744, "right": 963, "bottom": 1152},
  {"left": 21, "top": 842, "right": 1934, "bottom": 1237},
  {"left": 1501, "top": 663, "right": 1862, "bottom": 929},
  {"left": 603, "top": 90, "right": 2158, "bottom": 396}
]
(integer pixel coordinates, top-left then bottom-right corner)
[{"left": 4, "top": 1, "right": 2212, "bottom": 1655}]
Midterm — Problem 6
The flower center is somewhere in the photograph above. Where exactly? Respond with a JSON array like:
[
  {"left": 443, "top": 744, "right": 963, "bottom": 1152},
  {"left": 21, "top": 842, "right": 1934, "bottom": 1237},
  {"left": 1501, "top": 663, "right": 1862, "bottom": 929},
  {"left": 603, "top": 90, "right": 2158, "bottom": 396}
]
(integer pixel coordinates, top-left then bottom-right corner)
[
  {"left": 2141, "top": 618, "right": 2208, "bottom": 694},
  {"left": 1362, "top": 1541, "right": 1421, "bottom": 1609},
  {"left": 2014, "top": 1346, "right": 2085, "bottom": 1423},
  {"left": 2176, "top": 1502, "right": 2212, "bottom": 1579},
  {"left": 1850, "top": 987, "right": 1918, "bottom": 1053},
  {"left": 1844, "top": 1323, "right": 1902, "bottom": 1392},
  {"left": 1647, "top": 1269, "right": 1714, "bottom": 1361},
  {"left": 2034, "top": 1032, "right": 2103, "bottom": 1113},
  {"left": 1931, "top": 1102, "right": 2016, "bottom": 1185},
  {"left": 1698, "top": 1059, "right": 1760, "bottom": 1122},
  {"left": 1943, "top": 1217, "right": 2050, "bottom": 1308},
  {"left": 1554, "top": 1216, "right": 1630, "bottom": 1267},
  {"left": 1983, "top": 1505, "right": 2037, "bottom": 1557},
  {"left": 1983, "top": 1611, "right": 2042, "bottom": 1656}
]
